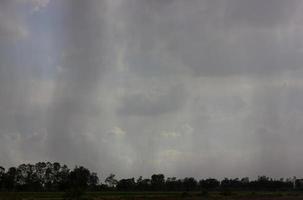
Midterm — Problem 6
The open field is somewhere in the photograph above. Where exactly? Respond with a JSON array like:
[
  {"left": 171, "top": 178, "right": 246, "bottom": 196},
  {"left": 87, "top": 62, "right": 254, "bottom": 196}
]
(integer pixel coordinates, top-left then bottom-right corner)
[{"left": 1, "top": 192, "right": 303, "bottom": 200}]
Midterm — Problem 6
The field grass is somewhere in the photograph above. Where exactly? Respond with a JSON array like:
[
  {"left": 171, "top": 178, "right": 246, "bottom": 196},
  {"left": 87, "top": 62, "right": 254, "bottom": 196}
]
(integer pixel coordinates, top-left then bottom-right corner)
[{"left": 1, "top": 191, "right": 303, "bottom": 200}]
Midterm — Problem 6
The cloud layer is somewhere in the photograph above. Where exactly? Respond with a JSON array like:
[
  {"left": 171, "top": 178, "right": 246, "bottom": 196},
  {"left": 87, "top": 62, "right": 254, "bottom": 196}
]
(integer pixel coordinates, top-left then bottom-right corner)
[{"left": 1, "top": 0, "right": 303, "bottom": 179}]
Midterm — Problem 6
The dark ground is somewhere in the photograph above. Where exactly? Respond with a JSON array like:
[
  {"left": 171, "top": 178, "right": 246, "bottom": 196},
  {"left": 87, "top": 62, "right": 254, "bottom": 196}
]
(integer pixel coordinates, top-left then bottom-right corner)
[{"left": 1, "top": 192, "right": 303, "bottom": 200}]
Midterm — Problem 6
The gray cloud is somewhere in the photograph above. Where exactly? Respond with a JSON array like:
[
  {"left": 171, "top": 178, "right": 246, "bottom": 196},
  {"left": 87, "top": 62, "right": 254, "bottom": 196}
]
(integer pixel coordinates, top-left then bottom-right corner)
[
  {"left": 1, "top": 0, "right": 303, "bottom": 179},
  {"left": 116, "top": 0, "right": 303, "bottom": 77},
  {"left": 118, "top": 84, "right": 187, "bottom": 116},
  {"left": 224, "top": 0, "right": 300, "bottom": 28},
  {"left": 0, "top": 1, "right": 28, "bottom": 41}
]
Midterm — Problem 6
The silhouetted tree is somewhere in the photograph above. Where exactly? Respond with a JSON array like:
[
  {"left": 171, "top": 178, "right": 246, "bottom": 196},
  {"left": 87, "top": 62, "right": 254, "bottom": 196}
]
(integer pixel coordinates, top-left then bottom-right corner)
[
  {"left": 57, "top": 164, "right": 70, "bottom": 191},
  {"left": 0, "top": 161, "right": 301, "bottom": 192},
  {"left": 295, "top": 179, "right": 303, "bottom": 190},
  {"left": 0, "top": 166, "right": 5, "bottom": 190},
  {"left": 15, "top": 164, "right": 42, "bottom": 191},
  {"left": 136, "top": 176, "right": 151, "bottom": 191},
  {"left": 117, "top": 178, "right": 135, "bottom": 191},
  {"left": 183, "top": 177, "right": 197, "bottom": 191},
  {"left": 199, "top": 178, "right": 219, "bottom": 191},
  {"left": 4, "top": 167, "right": 17, "bottom": 191},
  {"left": 166, "top": 177, "right": 179, "bottom": 191},
  {"left": 105, "top": 173, "right": 118, "bottom": 188},
  {"left": 35, "top": 162, "right": 47, "bottom": 189},
  {"left": 151, "top": 174, "right": 165, "bottom": 191},
  {"left": 88, "top": 172, "right": 99, "bottom": 190},
  {"left": 68, "top": 166, "right": 91, "bottom": 190}
]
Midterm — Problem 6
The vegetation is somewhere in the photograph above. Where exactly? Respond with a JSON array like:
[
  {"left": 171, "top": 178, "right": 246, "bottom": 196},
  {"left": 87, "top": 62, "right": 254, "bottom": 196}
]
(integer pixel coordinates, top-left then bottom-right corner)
[{"left": 0, "top": 162, "right": 303, "bottom": 195}]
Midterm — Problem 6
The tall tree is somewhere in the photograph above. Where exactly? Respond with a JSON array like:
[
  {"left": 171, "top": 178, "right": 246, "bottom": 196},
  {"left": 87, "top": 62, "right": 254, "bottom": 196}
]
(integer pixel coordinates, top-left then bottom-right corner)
[
  {"left": 105, "top": 174, "right": 118, "bottom": 188},
  {"left": 68, "top": 166, "right": 91, "bottom": 190},
  {"left": 0, "top": 166, "right": 5, "bottom": 190},
  {"left": 183, "top": 177, "right": 197, "bottom": 191},
  {"left": 4, "top": 167, "right": 17, "bottom": 191},
  {"left": 151, "top": 174, "right": 165, "bottom": 191}
]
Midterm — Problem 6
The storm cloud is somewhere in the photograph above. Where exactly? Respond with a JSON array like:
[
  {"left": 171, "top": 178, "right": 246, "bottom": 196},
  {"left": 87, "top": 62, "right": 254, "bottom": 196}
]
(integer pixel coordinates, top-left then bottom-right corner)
[{"left": 1, "top": 0, "right": 303, "bottom": 179}]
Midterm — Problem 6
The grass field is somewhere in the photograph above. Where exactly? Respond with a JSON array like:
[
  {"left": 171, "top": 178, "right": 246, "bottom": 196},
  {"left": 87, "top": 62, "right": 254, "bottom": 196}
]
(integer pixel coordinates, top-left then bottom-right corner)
[{"left": 1, "top": 191, "right": 303, "bottom": 200}]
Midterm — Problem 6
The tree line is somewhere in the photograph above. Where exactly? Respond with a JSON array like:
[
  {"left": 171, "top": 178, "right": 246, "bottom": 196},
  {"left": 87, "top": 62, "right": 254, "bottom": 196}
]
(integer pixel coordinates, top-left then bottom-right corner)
[{"left": 0, "top": 162, "right": 303, "bottom": 192}]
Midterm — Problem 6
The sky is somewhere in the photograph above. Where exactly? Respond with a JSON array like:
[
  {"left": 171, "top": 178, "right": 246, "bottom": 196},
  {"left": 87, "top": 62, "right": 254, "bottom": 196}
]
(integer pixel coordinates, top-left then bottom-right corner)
[{"left": 1, "top": 0, "right": 303, "bottom": 180}]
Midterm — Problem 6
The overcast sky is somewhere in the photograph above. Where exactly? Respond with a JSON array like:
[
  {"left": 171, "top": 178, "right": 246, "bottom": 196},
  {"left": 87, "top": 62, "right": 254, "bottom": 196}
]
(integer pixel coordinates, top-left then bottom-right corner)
[{"left": 1, "top": 0, "right": 303, "bottom": 180}]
